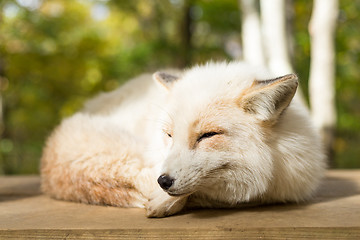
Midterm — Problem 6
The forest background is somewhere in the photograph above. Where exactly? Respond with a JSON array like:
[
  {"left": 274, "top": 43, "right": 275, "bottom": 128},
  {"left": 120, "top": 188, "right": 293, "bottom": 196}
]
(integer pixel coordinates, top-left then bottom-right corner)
[{"left": 0, "top": 0, "right": 359, "bottom": 174}]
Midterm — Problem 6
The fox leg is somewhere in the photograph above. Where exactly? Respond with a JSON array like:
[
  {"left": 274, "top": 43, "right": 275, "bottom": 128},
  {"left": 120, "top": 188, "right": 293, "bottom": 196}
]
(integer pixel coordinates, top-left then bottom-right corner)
[
  {"left": 145, "top": 187, "right": 188, "bottom": 217},
  {"left": 41, "top": 113, "right": 157, "bottom": 208}
]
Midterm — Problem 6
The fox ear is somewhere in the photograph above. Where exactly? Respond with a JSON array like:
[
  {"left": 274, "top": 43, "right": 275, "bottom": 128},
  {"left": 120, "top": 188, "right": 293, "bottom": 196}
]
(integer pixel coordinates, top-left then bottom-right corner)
[
  {"left": 153, "top": 72, "right": 179, "bottom": 90},
  {"left": 239, "top": 74, "right": 298, "bottom": 123}
]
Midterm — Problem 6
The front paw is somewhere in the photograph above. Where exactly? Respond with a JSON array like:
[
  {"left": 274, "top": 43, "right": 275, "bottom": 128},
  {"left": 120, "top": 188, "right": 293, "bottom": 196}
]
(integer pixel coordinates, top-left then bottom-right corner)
[{"left": 145, "top": 190, "right": 187, "bottom": 218}]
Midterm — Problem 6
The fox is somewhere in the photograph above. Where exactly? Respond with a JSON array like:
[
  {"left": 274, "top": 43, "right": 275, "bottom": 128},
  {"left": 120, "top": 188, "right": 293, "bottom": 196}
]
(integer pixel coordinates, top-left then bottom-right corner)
[{"left": 41, "top": 61, "right": 326, "bottom": 217}]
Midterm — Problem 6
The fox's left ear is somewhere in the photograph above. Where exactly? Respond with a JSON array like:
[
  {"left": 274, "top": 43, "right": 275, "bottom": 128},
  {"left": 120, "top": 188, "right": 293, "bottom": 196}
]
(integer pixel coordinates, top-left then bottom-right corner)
[
  {"left": 153, "top": 72, "right": 179, "bottom": 90},
  {"left": 239, "top": 74, "right": 298, "bottom": 123}
]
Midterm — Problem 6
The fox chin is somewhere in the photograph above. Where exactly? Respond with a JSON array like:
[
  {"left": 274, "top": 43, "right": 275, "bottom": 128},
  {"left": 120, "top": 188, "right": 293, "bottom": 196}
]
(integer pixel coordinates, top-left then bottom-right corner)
[{"left": 41, "top": 61, "right": 326, "bottom": 218}]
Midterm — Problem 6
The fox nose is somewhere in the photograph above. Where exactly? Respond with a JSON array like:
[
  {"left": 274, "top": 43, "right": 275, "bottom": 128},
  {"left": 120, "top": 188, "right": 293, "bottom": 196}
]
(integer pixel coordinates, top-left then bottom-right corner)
[{"left": 157, "top": 174, "right": 174, "bottom": 190}]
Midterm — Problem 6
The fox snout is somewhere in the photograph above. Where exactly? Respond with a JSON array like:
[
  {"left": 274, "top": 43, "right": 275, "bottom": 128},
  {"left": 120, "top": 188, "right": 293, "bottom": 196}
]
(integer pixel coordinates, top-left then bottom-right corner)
[{"left": 157, "top": 174, "right": 174, "bottom": 190}]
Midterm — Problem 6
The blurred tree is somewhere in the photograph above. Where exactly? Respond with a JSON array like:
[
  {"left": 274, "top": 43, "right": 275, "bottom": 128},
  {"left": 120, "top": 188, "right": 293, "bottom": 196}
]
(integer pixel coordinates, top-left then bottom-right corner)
[
  {"left": 309, "top": 0, "right": 338, "bottom": 163},
  {"left": 260, "top": 0, "right": 293, "bottom": 76},
  {"left": 179, "top": 0, "right": 193, "bottom": 67},
  {"left": 0, "top": 0, "right": 134, "bottom": 173},
  {"left": 239, "top": 0, "right": 265, "bottom": 66}
]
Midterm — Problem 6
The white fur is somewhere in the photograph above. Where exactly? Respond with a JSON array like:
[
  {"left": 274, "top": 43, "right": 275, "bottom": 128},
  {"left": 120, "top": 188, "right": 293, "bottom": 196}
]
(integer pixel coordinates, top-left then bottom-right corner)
[{"left": 41, "top": 61, "right": 326, "bottom": 217}]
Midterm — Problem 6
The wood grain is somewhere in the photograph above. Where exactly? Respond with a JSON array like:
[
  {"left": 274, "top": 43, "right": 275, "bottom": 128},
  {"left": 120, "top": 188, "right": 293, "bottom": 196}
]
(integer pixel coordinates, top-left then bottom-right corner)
[{"left": 0, "top": 170, "right": 359, "bottom": 239}]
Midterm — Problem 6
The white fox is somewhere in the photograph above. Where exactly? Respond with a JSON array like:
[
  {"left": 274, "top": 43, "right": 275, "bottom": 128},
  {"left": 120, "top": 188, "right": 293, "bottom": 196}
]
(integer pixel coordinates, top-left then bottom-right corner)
[{"left": 41, "top": 61, "right": 326, "bottom": 217}]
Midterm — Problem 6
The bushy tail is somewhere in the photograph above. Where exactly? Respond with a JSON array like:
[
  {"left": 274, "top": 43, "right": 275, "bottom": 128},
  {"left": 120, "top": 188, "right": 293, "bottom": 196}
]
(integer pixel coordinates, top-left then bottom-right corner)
[{"left": 41, "top": 113, "right": 154, "bottom": 208}]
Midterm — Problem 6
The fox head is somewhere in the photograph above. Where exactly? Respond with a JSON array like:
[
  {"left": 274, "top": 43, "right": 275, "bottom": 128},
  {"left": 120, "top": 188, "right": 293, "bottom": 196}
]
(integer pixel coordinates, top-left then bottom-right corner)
[{"left": 152, "top": 62, "right": 299, "bottom": 204}]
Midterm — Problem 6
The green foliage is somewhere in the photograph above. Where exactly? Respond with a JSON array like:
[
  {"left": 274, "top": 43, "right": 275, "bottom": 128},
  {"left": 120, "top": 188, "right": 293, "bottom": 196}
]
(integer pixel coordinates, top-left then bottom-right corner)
[
  {"left": 333, "top": 0, "right": 360, "bottom": 168},
  {"left": 0, "top": 0, "right": 359, "bottom": 174}
]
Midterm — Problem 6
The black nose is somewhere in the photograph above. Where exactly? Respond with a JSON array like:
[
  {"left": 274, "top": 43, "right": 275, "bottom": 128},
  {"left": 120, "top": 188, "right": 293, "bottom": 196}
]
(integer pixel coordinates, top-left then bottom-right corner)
[{"left": 157, "top": 174, "right": 174, "bottom": 190}]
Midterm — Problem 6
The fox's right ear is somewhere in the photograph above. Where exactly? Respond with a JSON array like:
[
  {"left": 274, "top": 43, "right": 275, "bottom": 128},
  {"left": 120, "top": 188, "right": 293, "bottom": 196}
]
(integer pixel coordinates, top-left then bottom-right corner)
[{"left": 153, "top": 72, "right": 179, "bottom": 90}]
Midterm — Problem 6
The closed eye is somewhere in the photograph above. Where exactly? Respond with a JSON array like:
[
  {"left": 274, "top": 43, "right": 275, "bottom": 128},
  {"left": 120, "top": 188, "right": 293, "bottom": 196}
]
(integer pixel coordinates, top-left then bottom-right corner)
[
  {"left": 197, "top": 132, "right": 220, "bottom": 142},
  {"left": 163, "top": 130, "right": 172, "bottom": 138}
]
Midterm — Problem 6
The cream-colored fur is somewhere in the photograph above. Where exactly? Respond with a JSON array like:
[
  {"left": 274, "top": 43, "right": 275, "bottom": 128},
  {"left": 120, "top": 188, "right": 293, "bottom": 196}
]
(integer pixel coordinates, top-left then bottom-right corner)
[{"left": 41, "top": 61, "right": 326, "bottom": 217}]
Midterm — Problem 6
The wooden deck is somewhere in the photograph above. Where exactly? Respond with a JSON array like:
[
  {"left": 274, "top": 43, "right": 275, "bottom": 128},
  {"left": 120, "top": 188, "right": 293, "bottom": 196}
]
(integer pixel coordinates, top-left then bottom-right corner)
[{"left": 1, "top": 170, "right": 359, "bottom": 239}]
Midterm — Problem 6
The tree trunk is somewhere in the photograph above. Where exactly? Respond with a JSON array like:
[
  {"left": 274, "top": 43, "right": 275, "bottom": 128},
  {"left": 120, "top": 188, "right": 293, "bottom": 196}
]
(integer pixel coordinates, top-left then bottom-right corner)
[
  {"left": 285, "top": 0, "right": 295, "bottom": 65},
  {"left": 179, "top": 0, "right": 193, "bottom": 68},
  {"left": 308, "top": 0, "right": 338, "bottom": 164},
  {"left": 260, "top": 0, "right": 292, "bottom": 75},
  {"left": 239, "top": 0, "right": 265, "bottom": 66},
  {"left": 260, "top": 0, "right": 306, "bottom": 105}
]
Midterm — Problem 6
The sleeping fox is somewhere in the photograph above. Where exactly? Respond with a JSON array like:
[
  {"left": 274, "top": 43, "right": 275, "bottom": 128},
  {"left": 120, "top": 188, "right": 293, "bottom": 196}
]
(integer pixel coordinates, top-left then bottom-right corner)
[{"left": 41, "top": 61, "right": 325, "bottom": 217}]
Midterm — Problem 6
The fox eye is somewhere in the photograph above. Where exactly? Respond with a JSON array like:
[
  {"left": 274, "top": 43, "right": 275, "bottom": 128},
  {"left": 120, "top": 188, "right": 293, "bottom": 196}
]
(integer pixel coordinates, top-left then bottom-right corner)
[
  {"left": 197, "top": 132, "right": 219, "bottom": 142},
  {"left": 165, "top": 132, "right": 172, "bottom": 138}
]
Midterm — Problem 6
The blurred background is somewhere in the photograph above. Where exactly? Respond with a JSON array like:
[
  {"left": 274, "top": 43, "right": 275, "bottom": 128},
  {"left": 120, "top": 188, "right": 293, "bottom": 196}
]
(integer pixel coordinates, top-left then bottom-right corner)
[{"left": 0, "top": 0, "right": 359, "bottom": 174}]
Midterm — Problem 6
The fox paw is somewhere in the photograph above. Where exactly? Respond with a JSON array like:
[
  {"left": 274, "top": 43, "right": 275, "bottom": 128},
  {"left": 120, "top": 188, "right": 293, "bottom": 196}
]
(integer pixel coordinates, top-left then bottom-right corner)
[{"left": 145, "top": 190, "right": 187, "bottom": 218}]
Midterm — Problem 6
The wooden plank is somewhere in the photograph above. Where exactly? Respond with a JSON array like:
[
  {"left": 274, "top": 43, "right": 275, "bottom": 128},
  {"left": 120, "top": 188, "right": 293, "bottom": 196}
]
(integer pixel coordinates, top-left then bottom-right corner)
[
  {"left": 1, "top": 228, "right": 360, "bottom": 240},
  {"left": 0, "top": 170, "right": 359, "bottom": 239}
]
